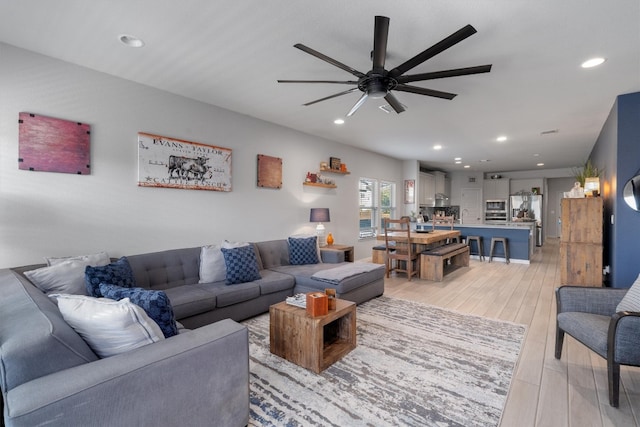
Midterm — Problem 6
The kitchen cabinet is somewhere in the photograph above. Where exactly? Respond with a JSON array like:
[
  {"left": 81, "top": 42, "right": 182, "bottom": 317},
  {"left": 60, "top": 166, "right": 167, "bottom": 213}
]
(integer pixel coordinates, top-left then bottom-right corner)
[
  {"left": 419, "top": 172, "right": 435, "bottom": 206},
  {"left": 559, "top": 197, "right": 603, "bottom": 286},
  {"left": 434, "top": 171, "right": 446, "bottom": 195},
  {"left": 483, "top": 178, "right": 510, "bottom": 201}
]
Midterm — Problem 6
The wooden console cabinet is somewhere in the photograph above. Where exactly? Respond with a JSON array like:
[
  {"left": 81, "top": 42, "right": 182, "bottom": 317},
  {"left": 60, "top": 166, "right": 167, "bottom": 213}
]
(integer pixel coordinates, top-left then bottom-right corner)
[{"left": 560, "top": 197, "right": 603, "bottom": 286}]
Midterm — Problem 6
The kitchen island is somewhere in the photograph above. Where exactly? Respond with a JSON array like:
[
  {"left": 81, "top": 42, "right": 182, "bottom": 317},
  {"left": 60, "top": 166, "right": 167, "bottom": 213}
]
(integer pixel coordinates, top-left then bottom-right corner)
[{"left": 422, "top": 221, "right": 537, "bottom": 263}]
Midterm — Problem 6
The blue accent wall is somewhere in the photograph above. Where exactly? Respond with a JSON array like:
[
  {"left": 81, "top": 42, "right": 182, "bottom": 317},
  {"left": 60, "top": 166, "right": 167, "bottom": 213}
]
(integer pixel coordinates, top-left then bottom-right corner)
[{"left": 591, "top": 92, "right": 640, "bottom": 288}]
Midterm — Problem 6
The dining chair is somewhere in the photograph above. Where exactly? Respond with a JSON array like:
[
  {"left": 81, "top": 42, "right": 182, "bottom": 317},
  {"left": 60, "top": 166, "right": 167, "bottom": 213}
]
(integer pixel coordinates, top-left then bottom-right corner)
[
  {"left": 432, "top": 216, "right": 458, "bottom": 243},
  {"left": 383, "top": 217, "right": 419, "bottom": 281}
]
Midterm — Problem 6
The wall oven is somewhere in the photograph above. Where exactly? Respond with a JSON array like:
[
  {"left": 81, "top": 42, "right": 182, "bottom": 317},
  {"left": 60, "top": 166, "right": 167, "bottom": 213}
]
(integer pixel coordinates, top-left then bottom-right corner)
[{"left": 484, "top": 199, "right": 507, "bottom": 223}]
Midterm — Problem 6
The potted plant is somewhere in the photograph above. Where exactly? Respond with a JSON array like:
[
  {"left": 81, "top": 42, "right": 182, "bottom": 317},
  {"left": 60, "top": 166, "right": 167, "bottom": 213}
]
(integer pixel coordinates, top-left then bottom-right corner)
[{"left": 572, "top": 159, "right": 600, "bottom": 187}]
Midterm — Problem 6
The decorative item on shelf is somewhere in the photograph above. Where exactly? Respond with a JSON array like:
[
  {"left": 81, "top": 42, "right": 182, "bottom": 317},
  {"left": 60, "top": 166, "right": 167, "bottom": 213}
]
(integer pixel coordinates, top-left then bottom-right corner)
[
  {"left": 340, "top": 163, "right": 347, "bottom": 172},
  {"left": 566, "top": 182, "right": 585, "bottom": 198},
  {"left": 325, "top": 288, "right": 336, "bottom": 311},
  {"left": 310, "top": 208, "right": 330, "bottom": 246},
  {"left": 584, "top": 177, "right": 600, "bottom": 197},
  {"left": 306, "top": 292, "right": 328, "bottom": 317},
  {"left": 320, "top": 161, "right": 329, "bottom": 171},
  {"left": 572, "top": 159, "right": 600, "bottom": 189},
  {"left": 326, "top": 233, "right": 334, "bottom": 246},
  {"left": 330, "top": 156, "right": 341, "bottom": 171}
]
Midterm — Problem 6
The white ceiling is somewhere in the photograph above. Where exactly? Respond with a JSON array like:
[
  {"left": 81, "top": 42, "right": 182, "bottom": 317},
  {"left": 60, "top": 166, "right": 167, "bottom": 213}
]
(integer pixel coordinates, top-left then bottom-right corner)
[{"left": 1, "top": 0, "right": 638, "bottom": 173}]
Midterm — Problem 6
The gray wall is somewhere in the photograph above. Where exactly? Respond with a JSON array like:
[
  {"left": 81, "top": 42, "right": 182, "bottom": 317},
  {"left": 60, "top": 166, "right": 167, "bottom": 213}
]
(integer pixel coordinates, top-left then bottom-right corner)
[{"left": 0, "top": 43, "right": 403, "bottom": 267}]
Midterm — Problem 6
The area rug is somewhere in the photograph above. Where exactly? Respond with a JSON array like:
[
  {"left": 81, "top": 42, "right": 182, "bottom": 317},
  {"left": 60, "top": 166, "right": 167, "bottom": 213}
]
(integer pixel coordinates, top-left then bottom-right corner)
[{"left": 243, "top": 296, "right": 526, "bottom": 427}]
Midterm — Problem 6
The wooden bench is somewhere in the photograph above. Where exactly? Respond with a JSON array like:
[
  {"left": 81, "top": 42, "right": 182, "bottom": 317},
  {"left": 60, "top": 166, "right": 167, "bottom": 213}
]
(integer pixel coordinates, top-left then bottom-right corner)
[
  {"left": 371, "top": 244, "right": 395, "bottom": 264},
  {"left": 420, "top": 243, "right": 470, "bottom": 281}
]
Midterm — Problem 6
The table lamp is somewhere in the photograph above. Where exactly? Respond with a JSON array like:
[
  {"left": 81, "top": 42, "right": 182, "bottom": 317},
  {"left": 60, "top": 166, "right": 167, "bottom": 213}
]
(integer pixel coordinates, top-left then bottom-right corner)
[{"left": 310, "top": 208, "right": 330, "bottom": 246}]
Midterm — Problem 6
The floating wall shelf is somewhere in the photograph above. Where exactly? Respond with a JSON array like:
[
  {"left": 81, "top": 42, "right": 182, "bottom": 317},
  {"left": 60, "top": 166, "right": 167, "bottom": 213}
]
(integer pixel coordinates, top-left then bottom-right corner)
[
  {"left": 320, "top": 168, "right": 350, "bottom": 175},
  {"left": 303, "top": 182, "right": 337, "bottom": 189}
]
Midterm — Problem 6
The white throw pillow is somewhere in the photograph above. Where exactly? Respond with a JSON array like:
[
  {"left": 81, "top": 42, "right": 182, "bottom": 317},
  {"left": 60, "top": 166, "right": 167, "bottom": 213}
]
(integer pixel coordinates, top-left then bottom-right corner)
[
  {"left": 199, "top": 245, "right": 226, "bottom": 283},
  {"left": 46, "top": 251, "right": 110, "bottom": 267},
  {"left": 51, "top": 294, "right": 164, "bottom": 358},
  {"left": 616, "top": 273, "right": 640, "bottom": 312},
  {"left": 25, "top": 259, "right": 97, "bottom": 295}
]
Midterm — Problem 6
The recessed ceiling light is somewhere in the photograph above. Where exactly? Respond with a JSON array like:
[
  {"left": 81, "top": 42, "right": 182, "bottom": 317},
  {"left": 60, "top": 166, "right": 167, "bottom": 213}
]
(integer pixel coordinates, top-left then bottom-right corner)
[
  {"left": 455, "top": 160, "right": 462, "bottom": 164},
  {"left": 463, "top": 165, "right": 470, "bottom": 169},
  {"left": 334, "top": 119, "right": 345, "bottom": 125},
  {"left": 433, "top": 145, "right": 442, "bottom": 150},
  {"left": 537, "top": 163, "right": 545, "bottom": 167},
  {"left": 496, "top": 136, "right": 507, "bottom": 142},
  {"left": 581, "top": 57, "right": 606, "bottom": 68},
  {"left": 533, "top": 153, "right": 540, "bottom": 157},
  {"left": 119, "top": 34, "right": 145, "bottom": 48}
]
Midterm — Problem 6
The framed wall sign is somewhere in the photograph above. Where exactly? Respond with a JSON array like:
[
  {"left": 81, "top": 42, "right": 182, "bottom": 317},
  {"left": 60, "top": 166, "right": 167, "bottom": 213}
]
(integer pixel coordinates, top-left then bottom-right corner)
[
  {"left": 404, "top": 179, "right": 415, "bottom": 204},
  {"left": 18, "top": 112, "right": 91, "bottom": 175},
  {"left": 137, "top": 132, "right": 232, "bottom": 191}
]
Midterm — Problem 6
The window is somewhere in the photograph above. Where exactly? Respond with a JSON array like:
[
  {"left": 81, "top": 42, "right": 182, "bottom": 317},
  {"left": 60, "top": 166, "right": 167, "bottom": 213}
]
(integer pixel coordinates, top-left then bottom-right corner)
[{"left": 359, "top": 178, "right": 396, "bottom": 238}]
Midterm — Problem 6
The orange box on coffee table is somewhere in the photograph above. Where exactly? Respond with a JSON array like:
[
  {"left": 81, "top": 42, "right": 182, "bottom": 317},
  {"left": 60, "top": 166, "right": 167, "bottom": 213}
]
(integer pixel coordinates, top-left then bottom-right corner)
[{"left": 306, "top": 292, "right": 328, "bottom": 316}]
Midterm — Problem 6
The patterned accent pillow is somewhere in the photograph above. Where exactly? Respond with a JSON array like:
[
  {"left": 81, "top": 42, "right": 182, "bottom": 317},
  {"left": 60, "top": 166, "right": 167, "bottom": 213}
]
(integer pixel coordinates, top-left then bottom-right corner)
[
  {"left": 616, "top": 273, "right": 640, "bottom": 312},
  {"left": 85, "top": 257, "right": 136, "bottom": 297},
  {"left": 288, "top": 236, "right": 319, "bottom": 265},
  {"left": 99, "top": 284, "right": 178, "bottom": 338},
  {"left": 220, "top": 245, "right": 261, "bottom": 285}
]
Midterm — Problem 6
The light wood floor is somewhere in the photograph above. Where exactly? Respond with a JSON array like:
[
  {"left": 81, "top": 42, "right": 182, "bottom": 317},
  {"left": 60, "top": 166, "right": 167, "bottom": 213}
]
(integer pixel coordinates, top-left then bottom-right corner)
[{"left": 381, "top": 238, "right": 640, "bottom": 427}]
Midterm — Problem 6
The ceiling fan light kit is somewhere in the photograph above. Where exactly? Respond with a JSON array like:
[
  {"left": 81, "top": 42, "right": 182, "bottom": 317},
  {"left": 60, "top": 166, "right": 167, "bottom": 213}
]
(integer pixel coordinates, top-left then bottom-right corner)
[{"left": 278, "top": 16, "right": 492, "bottom": 116}]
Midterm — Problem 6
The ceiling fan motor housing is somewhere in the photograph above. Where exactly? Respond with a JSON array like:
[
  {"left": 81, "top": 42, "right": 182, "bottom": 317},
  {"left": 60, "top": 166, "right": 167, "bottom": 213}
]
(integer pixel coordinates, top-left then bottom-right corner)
[{"left": 358, "top": 72, "right": 397, "bottom": 99}]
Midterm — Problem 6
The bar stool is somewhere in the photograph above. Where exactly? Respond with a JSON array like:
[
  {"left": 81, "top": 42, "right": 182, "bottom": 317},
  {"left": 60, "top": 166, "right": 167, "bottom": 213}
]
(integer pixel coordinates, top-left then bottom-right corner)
[
  {"left": 467, "top": 236, "right": 484, "bottom": 261},
  {"left": 489, "top": 237, "right": 509, "bottom": 264}
]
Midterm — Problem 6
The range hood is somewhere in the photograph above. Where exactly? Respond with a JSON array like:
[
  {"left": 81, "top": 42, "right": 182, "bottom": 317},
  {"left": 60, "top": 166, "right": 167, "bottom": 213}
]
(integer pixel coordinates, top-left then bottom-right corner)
[{"left": 434, "top": 193, "right": 450, "bottom": 207}]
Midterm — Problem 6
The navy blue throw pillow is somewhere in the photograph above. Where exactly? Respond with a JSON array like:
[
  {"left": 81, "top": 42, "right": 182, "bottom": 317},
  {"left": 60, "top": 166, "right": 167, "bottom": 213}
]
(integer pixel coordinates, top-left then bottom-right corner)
[
  {"left": 85, "top": 257, "right": 135, "bottom": 297},
  {"left": 99, "top": 284, "right": 178, "bottom": 338},
  {"left": 220, "top": 245, "right": 261, "bottom": 285},
  {"left": 288, "top": 236, "right": 319, "bottom": 265}
]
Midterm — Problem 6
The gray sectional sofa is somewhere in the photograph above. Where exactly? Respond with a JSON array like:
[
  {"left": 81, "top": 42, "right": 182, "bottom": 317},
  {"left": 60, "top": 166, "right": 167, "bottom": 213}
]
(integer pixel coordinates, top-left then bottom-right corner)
[{"left": 0, "top": 238, "right": 384, "bottom": 426}]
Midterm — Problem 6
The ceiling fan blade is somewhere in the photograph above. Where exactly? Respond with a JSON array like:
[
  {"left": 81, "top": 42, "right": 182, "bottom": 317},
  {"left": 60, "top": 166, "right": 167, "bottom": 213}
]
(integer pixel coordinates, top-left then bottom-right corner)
[
  {"left": 372, "top": 16, "right": 390, "bottom": 71},
  {"left": 347, "top": 93, "right": 369, "bottom": 117},
  {"left": 294, "top": 44, "right": 366, "bottom": 78},
  {"left": 303, "top": 88, "right": 360, "bottom": 106},
  {"left": 389, "top": 24, "right": 477, "bottom": 78},
  {"left": 278, "top": 80, "right": 358, "bottom": 84},
  {"left": 384, "top": 92, "right": 406, "bottom": 114},
  {"left": 396, "top": 64, "right": 492, "bottom": 83},
  {"left": 394, "top": 84, "right": 457, "bottom": 100}
]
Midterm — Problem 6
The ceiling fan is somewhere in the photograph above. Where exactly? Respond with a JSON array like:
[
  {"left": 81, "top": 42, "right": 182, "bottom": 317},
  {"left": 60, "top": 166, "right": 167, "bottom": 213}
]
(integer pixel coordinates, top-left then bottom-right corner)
[{"left": 278, "top": 16, "right": 492, "bottom": 117}]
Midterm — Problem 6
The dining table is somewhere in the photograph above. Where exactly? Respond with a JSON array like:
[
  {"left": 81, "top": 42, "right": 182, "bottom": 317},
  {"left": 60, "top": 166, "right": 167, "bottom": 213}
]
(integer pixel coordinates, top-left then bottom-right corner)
[
  {"left": 376, "top": 229, "right": 462, "bottom": 279},
  {"left": 376, "top": 229, "right": 461, "bottom": 252}
]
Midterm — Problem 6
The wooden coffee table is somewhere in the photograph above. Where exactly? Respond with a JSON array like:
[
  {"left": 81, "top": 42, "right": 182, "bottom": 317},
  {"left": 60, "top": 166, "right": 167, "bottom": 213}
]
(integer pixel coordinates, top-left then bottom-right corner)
[{"left": 269, "top": 298, "right": 356, "bottom": 373}]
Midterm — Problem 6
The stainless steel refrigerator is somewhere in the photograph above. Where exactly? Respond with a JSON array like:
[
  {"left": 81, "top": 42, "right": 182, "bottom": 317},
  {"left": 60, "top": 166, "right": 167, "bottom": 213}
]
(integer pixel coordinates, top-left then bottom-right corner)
[{"left": 510, "top": 194, "right": 543, "bottom": 246}]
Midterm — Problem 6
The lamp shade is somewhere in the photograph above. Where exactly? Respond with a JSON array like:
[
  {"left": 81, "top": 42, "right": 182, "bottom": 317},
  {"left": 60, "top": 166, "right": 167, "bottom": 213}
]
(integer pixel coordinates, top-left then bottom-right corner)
[{"left": 310, "top": 208, "right": 330, "bottom": 223}]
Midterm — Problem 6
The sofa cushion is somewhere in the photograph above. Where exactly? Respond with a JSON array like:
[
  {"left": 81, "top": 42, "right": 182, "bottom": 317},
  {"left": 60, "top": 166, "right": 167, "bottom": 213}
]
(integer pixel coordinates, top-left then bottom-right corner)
[
  {"left": 51, "top": 294, "right": 164, "bottom": 358},
  {"left": 254, "top": 239, "right": 290, "bottom": 269},
  {"left": 24, "top": 259, "right": 101, "bottom": 295},
  {"left": 127, "top": 247, "right": 201, "bottom": 290},
  {"left": 0, "top": 270, "right": 99, "bottom": 391},
  {"left": 161, "top": 285, "right": 217, "bottom": 320},
  {"left": 616, "top": 273, "right": 640, "bottom": 313},
  {"left": 85, "top": 257, "right": 136, "bottom": 297},
  {"left": 199, "top": 282, "right": 261, "bottom": 308},
  {"left": 99, "top": 284, "right": 178, "bottom": 338},
  {"left": 199, "top": 245, "right": 226, "bottom": 283},
  {"left": 221, "top": 245, "right": 261, "bottom": 285},
  {"left": 255, "top": 269, "right": 296, "bottom": 295},
  {"left": 288, "top": 236, "right": 319, "bottom": 265}
]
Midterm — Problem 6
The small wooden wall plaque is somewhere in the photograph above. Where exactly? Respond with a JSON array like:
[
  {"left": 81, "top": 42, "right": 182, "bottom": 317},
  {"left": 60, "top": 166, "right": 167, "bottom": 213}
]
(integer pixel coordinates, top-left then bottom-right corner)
[{"left": 257, "top": 154, "right": 282, "bottom": 189}]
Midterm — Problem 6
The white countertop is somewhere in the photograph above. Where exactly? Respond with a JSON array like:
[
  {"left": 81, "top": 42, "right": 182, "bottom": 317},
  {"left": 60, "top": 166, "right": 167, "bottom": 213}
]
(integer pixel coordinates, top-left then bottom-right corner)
[{"left": 422, "top": 221, "right": 537, "bottom": 229}]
